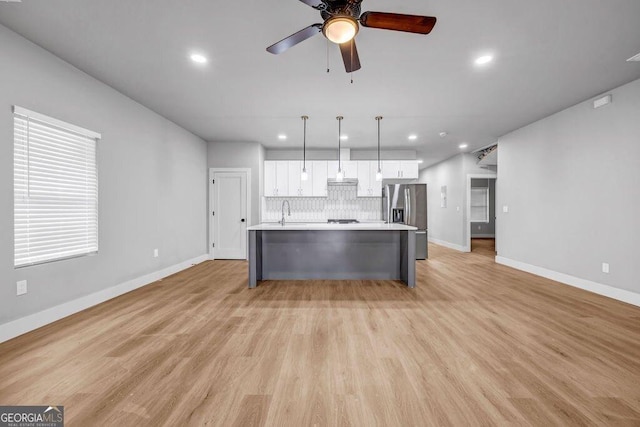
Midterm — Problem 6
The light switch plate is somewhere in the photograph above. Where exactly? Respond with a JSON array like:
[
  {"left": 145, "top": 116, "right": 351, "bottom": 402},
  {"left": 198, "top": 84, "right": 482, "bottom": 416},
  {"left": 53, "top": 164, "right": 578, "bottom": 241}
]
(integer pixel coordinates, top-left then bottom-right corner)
[
  {"left": 153, "top": 249, "right": 159, "bottom": 258},
  {"left": 17, "top": 280, "right": 27, "bottom": 296},
  {"left": 602, "top": 262, "right": 610, "bottom": 273},
  {"left": 502, "top": 205, "right": 509, "bottom": 213}
]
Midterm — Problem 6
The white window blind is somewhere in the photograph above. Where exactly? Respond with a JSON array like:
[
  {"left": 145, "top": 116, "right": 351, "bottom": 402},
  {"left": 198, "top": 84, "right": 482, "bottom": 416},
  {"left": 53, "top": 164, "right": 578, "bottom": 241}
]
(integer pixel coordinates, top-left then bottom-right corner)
[
  {"left": 470, "top": 187, "right": 489, "bottom": 223},
  {"left": 13, "top": 106, "right": 100, "bottom": 268}
]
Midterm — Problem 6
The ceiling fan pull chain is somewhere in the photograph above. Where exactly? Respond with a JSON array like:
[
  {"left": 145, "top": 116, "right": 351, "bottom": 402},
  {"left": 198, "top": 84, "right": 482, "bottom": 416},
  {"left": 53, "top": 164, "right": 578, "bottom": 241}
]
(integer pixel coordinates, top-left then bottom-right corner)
[
  {"left": 350, "top": 44, "right": 354, "bottom": 83},
  {"left": 326, "top": 39, "right": 330, "bottom": 73}
]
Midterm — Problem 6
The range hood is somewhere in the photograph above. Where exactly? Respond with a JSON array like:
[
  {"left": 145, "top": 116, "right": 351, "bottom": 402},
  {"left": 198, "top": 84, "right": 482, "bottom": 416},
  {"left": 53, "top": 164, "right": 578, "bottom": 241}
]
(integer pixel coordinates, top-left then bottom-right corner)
[{"left": 327, "top": 178, "right": 358, "bottom": 186}]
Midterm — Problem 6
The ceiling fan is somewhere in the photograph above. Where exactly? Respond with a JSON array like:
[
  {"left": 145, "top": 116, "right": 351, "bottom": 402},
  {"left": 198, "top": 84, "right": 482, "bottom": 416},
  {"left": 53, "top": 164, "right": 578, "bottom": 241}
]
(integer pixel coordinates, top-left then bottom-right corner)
[{"left": 266, "top": 0, "right": 437, "bottom": 73}]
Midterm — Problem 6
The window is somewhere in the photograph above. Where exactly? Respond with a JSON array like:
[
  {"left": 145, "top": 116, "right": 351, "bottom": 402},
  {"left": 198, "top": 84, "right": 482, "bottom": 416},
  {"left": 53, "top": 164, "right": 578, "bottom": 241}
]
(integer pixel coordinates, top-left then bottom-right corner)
[
  {"left": 470, "top": 187, "right": 489, "bottom": 223},
  {"left": 13, "top": 106, "right": 100, "bottom": 267}
]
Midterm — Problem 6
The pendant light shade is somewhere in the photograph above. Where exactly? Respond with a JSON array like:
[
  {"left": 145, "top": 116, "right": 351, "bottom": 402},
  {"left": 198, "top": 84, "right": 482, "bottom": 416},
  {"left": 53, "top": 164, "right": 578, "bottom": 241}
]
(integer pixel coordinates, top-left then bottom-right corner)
[
  {"left": 375, "top": 116, "right": 383, "bottom": 181},
  {"left": 301, "top": 115, "right": 309, "bottom": 181},
  {"left": 336, "top": 116, "right": 344, "bottom": 181}
]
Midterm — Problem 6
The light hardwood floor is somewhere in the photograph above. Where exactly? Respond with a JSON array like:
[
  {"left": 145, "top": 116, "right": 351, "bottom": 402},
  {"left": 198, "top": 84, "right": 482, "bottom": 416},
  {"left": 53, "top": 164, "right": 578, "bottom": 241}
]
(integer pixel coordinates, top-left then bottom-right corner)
[{"left": 1, "top": 243, "right": 639, "bottom": 426}]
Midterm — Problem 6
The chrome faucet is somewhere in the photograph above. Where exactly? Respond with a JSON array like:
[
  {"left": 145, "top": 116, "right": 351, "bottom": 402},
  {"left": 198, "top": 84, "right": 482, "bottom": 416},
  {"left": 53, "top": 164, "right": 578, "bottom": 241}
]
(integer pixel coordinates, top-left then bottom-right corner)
[{"left": 280, "top": 200, "right": 291, "bottom": 226}]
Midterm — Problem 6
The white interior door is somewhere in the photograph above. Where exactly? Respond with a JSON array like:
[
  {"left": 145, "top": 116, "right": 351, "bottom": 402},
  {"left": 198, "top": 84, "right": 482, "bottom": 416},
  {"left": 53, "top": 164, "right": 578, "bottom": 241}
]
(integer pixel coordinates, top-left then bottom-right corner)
[{"left": 214, "top": 171, "right": 247, "bottom": 259}]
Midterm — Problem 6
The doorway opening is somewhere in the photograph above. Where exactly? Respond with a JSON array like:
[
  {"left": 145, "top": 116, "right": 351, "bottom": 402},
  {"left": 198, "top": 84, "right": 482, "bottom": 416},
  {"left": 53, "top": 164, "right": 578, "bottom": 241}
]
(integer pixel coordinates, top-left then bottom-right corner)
[{"left": 466, "top": 175, "right": 497, "bottom": 255}]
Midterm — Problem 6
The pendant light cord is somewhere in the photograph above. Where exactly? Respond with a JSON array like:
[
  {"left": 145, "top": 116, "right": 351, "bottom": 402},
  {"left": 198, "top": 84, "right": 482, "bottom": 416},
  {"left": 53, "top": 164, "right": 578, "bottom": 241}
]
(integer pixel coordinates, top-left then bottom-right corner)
[
  {"left": 337, "top": 116, "right": 343, "bottom": 170},
  {"left": 301, "top": 116, "right": 308, "bottom": 170},
  {"left": 376, "top": 116, "right": 383, "bottom": 171}
]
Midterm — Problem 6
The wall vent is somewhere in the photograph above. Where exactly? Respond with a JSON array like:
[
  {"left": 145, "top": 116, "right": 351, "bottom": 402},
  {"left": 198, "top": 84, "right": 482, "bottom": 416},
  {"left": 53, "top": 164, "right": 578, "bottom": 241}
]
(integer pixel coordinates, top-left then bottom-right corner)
[{"left": 593, "top": 94, "right": 612, "bottom": 109}]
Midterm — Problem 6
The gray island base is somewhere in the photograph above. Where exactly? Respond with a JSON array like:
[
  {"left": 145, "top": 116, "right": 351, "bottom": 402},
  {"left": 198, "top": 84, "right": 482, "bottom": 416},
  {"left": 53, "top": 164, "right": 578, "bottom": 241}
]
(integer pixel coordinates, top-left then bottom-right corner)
[{"left": 247, "top": 223, "right": 417, "bottom": 288}]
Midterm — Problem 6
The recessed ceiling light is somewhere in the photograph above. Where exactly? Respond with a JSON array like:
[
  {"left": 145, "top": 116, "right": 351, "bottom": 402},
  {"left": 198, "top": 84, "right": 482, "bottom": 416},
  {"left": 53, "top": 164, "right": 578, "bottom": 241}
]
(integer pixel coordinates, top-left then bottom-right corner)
[
  {"left": 190, "top": 53, "right": 208, "bottom": 64},
  {"left": 439, "top": 132, "right": 448, "bottom": 138},
  {"left": 278, "top": 134, "right": 287, "bottom": 140},
  {"left": 417, "top": 159, "right": 424, "bottom": 164},
  {"left": 474, "top": 55, "right": 493, "bottom": 66},
  {"left": 340, "top": 135, "right": 348, "bottom": 141},
  {"left": 408, "top": 134, "right": 418, "bottom": 141},
  {"left": 459, "top": 143, "right": 469, "bottom": 149}
]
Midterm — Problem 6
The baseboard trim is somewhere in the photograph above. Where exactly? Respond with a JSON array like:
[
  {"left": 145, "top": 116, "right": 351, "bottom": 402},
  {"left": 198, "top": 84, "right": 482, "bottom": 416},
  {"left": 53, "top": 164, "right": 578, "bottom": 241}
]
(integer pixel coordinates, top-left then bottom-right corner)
[
  {"left": 0, "top": 254, "right": 209, "bottom": 344},
  {"left": 428, "top": 237, "right": 468, "bottom": 252},
  {"left": 495, "top": 256, "right": 640, "bottom": 308}
]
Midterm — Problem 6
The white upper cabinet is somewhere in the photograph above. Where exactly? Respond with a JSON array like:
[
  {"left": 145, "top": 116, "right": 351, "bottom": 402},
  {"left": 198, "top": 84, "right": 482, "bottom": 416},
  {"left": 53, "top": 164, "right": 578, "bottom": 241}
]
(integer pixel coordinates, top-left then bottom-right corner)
[
  {"left": 381, "top": 160, "right": 419, "bottom": 179},
  {"left": 265, "top": 159, "right": 417, "bottom": 197},
  {"left": 399, "top": 161, "right": 419, "bottom": 179},
  {"left": 341, "top": 160, "right": 357, "bottom": 179},
  {"left": 357, "top": 161, "right": 382, "bottom": 197},
  {"left": 287, "top": 161, "right": 313, "bottom": 197},
  {"left": 381, "top": 161, "right": 400, "bottom": 179},
  {"left": 310, "top": 161, "right": 328, "bottom": 197},
  {"left": 264, "top": 161, "right": 289, "bottom": 197},
  {"left": 357, "top": 161, "right": 370, "bottom": 197},
  {"left": 370, "top": 162, "right": 383, "bottom": 196}
]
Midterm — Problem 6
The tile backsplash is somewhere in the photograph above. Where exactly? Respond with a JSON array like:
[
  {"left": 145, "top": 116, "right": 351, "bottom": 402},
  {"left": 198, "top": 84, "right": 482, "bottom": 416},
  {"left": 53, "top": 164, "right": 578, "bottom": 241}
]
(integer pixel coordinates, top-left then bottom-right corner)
[{"left": 262, "top": 186, "right": 382, "bottom": 222}]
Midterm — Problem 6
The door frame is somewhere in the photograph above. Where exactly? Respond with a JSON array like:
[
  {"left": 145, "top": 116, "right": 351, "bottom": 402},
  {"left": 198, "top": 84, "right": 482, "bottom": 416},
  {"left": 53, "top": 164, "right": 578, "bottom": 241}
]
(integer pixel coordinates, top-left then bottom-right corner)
[
  {"left": 466, "top": 173, "right": 497, "bottom": 252},
  {"left": 209, "top": 168, "right": 252, "bottom": 260}
]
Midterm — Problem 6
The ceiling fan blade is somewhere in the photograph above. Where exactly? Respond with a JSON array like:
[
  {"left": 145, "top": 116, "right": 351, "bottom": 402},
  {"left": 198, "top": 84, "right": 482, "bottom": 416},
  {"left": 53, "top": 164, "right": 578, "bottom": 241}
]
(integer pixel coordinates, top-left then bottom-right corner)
[
  {"left": 360, "top": 11, "right": 437, "bottom": 35},
  {"left": 267, "top": 24, "right": 322, "bottom": 54},
  {"left": 339, "top": 39, "right": 361, "bottom": 73},
  {"left": 298, "top": 0, "right": 323, "bottom": 8}
]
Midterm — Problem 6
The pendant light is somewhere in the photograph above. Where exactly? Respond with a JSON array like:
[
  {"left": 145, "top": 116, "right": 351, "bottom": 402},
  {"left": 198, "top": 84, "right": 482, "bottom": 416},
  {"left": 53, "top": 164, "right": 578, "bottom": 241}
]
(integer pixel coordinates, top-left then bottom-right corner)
[
  {"left": 301, "top": 115, "right": 309, "bottom": 181},
  {"left": 375, "top": 116, "right": 383, "bottom": 181},
  {"left": 336, "top": 116, "right": 344, "bottom": 181}
]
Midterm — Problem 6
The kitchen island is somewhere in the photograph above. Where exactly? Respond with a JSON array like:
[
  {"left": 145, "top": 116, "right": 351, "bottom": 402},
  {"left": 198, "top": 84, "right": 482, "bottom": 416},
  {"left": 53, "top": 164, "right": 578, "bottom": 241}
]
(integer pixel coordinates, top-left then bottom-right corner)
[{"left": 247, "top": 223, "right": 417, "bottom": 288}]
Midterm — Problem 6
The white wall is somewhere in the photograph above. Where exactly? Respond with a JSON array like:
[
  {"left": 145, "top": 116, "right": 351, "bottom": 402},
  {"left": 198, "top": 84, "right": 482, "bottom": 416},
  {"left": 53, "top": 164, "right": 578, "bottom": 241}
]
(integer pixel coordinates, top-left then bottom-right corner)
[
  {"left": 419, "top": 155, "right": 465, "bottom": 249},
  {"left": 497, "top": 78, "right": 640, "bottom": 295},
  {"left": 419, "top": 154, "right": 495, "bottom": 250},
  {"left": 207, "top": 141, "right": 263, "bottom": 225},
  {"left": 0, "top": 24, "right": 208, "bottom": 327}
]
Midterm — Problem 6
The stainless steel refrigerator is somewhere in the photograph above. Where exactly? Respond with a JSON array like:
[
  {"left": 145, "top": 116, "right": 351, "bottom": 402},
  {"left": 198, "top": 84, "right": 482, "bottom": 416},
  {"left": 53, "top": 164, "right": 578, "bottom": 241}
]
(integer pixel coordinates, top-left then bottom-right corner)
[{"left": 382, "top": 183, "right": 428, "bottom": 259}]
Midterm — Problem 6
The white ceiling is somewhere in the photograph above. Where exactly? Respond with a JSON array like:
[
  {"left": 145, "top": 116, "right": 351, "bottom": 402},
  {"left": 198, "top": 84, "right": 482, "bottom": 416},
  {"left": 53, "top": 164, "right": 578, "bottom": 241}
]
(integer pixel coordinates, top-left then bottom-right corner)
[{"left": 1, "top": 0, "right": 639, "bottom": 167}]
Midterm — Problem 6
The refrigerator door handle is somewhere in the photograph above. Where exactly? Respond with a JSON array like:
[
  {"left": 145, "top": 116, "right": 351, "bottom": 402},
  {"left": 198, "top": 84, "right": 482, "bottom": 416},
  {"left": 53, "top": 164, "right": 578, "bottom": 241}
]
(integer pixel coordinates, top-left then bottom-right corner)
[{"left": 405, "top": 188, "right": 411, "bottom": 225}]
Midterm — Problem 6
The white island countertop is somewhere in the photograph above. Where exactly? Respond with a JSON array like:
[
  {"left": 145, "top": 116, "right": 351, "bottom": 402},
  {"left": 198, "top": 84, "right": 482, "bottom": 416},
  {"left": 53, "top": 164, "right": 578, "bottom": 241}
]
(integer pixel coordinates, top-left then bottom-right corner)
[{"left": 247, "top": 222, "right": 417, "bottom": 231}]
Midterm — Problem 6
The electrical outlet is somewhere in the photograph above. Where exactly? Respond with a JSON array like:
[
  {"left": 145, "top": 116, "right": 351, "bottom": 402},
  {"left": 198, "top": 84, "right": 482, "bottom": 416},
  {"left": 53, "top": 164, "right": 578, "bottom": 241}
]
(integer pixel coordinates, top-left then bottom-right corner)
[
  {"left": 17, "top": 280, "right": 27, "bottom": 296},
  {"left": 153, "top": 249, "right": 159, "bottom": 258},
  {"left": 602, "top": 262, "right": 610, "bottom": 273}
]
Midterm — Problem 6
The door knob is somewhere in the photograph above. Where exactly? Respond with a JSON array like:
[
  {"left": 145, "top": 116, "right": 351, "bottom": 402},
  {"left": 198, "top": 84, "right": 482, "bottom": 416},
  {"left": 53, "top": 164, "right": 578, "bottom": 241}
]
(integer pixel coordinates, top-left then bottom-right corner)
[{"left": 241, "top": 219, "right": 246, "bottom": 222}]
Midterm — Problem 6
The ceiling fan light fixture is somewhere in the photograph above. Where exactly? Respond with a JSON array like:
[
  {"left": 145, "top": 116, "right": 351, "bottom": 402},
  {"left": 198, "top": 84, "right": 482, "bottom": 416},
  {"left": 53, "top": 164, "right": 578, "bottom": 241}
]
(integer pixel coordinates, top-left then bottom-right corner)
[{"left": 323, "top": 16, "right": 359, "bottom": 44}]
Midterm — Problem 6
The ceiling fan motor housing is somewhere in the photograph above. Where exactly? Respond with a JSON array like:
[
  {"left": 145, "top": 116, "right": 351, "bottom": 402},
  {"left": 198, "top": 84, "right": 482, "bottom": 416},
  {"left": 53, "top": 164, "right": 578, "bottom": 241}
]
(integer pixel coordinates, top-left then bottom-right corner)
[{"left": 320, "top": 0, "right": 362, "bottom": 21}]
